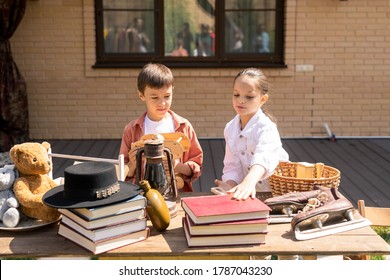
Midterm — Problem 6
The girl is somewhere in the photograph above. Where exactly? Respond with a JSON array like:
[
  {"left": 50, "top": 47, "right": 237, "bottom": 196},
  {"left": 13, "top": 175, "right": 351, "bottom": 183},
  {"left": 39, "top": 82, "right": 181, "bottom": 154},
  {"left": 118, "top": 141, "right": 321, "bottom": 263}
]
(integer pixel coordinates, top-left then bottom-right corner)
[{"left": 215, "top": 68, "right": 289, "bottom": 200}]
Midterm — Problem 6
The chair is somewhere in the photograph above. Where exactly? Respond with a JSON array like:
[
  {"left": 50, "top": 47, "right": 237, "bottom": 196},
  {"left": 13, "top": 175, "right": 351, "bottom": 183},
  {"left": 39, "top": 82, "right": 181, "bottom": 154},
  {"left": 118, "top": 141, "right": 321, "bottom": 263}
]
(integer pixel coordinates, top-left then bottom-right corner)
[
  {"left": 355, "top": 200, "right": 390, "bottom": 260},
  {"left": 48, "top": 152, "right": 127, "bottom": 181},
  {"left": 358, "top": 200, "right": 390, "bottom": 227}
]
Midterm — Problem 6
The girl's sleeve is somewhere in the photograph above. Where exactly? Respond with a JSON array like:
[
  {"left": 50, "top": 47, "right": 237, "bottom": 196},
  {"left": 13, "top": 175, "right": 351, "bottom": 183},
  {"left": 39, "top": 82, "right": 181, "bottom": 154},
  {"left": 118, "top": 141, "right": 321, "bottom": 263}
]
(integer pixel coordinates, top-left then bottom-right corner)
[{"left": 251, "top": 125, "right": 288, "bottom": 179}]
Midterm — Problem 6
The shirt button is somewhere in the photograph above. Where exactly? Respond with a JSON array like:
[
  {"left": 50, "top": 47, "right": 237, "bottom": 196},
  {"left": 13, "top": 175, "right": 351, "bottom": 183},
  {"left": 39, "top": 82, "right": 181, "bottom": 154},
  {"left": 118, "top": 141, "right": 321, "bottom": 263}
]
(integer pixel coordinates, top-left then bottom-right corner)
[
  {"left": 239, "top": 135, "right": 243, "bottom": 138},
  {"left": 241, "top": 151, "right": 245, "bottom": 155},
  {"left": 251, "top": 152, "right": 254, "bottom": 155}
]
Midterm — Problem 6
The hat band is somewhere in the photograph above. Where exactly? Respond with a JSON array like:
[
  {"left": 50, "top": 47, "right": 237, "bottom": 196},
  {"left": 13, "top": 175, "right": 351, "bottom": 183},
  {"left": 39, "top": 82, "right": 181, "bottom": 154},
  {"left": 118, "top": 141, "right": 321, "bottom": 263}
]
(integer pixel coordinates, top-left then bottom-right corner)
[{"left": 95, "top": 182, "right": 120, "bottom": 199}]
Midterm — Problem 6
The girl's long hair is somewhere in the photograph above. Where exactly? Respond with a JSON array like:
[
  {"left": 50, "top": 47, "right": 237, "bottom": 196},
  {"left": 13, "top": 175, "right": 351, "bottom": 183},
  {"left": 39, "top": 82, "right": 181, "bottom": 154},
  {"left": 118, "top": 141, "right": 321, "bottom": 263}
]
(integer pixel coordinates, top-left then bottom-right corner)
[{"left": 234, "top": 68, "right": 277, "bottom": 123}]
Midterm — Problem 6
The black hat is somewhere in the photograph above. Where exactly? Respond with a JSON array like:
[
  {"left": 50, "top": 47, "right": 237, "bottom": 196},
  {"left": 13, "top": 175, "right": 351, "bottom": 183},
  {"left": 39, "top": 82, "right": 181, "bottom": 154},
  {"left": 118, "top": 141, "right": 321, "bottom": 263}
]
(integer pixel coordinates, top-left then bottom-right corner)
[{"left": 43, "top": 161, "right": 141, "bottom": 209}]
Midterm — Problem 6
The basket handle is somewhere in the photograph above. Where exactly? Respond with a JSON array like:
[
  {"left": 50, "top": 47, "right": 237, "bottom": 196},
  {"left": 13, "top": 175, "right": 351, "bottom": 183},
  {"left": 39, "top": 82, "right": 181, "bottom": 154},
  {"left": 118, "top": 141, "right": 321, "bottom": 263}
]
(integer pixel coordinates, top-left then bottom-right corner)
[{"left": 315, "top": 162, "right": 324, "bottom": 178}]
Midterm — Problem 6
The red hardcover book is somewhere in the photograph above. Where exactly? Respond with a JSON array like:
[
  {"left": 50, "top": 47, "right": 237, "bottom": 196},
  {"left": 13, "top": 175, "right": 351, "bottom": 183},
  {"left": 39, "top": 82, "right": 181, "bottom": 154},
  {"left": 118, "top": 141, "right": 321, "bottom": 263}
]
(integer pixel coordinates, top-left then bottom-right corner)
[
  {"left": 182, "top": 218, "right": 266, "bottom": 247},
  {"left": 184, "top": 214, "right": 268, "bottom": 236},
  {"left": 181, "top": 195, "right": 271, "bottom": 224}
]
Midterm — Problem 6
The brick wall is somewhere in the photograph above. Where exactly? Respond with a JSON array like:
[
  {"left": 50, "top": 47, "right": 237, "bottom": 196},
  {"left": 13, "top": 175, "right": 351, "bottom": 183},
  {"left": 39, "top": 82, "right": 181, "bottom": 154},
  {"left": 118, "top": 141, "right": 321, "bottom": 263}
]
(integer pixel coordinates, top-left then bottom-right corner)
[{"left": 10, "top": 0, "right": 390, "bottom": 139}]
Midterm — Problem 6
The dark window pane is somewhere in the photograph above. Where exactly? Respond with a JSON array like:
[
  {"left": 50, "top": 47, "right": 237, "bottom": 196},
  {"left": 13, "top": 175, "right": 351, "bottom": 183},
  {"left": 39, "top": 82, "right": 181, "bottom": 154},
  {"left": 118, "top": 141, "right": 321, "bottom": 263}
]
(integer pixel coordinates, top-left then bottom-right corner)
[
  {"left": 103, "top": 0, "right": 154, "bottom": 9},
  {"left": 225, "top": 11, "right": 275, "bottom": 53},
  {"left": 104, "top": 11, "right": 155, "bottom": 53},
  {"left": 95, "top": 0, "right": 285, "bottom": 68},
  {"left": 225, "top": 0, "right": 276, "bottom": 10},
  {"left": 164, "top": 0, "right": 215, "bottom": 57}
]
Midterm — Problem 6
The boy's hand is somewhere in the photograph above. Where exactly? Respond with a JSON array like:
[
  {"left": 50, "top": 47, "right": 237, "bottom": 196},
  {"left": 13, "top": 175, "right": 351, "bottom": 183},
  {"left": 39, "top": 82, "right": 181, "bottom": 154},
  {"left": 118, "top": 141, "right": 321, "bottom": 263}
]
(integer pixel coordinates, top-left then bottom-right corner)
[
  {"left": 127, "top": 144, "right": 140, "bottom": 177},
  {"left": 128, "top": 146, "right": 138, "bottom": 167},
  {"left": 174, "top": 162, "right": 192, "bottom": 177}
]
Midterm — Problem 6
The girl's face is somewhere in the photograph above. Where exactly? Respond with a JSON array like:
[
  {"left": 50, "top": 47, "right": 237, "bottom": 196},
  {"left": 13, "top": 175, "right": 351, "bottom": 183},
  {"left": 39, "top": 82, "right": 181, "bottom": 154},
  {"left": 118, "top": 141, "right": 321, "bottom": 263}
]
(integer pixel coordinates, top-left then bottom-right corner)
[
  {"left": 232, "top": 75, "right": 268, "bottom": 123},
  {"left": 139, "top": 85, "right": 173, "bottom": 121}
]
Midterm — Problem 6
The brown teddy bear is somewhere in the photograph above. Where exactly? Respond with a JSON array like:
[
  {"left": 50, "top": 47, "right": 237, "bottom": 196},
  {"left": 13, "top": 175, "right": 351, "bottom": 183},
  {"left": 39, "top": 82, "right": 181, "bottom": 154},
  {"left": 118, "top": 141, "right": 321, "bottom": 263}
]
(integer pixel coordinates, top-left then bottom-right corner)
[{"left": 9, "top": 142, "right": 60, "bottom": 222}]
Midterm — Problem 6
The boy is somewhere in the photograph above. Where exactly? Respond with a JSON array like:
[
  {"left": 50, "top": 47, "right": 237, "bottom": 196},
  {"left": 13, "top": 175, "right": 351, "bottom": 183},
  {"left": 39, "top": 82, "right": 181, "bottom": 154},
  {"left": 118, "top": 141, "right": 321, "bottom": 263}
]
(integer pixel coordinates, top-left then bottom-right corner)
[{"left": 119, "top": 63, "right": 203, "bottom": 192}]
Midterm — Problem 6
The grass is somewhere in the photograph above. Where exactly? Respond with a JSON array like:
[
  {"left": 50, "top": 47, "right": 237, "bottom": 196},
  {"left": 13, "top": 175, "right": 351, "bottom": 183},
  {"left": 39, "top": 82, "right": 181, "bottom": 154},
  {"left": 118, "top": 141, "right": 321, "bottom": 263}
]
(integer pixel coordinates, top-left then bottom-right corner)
[
  {"left": 373, "top": 226, "right": 390, "bottom": 242},
  {"left": 370, "top": 226, "right": 390, "bottom": 260}
]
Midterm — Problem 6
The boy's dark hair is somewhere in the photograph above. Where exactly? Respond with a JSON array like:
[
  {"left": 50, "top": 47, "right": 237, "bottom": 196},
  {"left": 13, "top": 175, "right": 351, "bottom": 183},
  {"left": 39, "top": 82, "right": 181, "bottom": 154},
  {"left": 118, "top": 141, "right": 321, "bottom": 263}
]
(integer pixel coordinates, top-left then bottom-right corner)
[{"left": 137, "top": 63, "right": 174, "bottom": 94}]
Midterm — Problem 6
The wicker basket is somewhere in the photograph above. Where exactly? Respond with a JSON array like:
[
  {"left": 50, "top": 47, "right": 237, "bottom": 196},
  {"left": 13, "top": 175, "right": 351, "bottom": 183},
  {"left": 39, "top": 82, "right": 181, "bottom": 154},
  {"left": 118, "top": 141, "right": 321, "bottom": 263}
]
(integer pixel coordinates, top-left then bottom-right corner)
[{"left": 268, "top": 162, "right": 340, "bottom": 196}]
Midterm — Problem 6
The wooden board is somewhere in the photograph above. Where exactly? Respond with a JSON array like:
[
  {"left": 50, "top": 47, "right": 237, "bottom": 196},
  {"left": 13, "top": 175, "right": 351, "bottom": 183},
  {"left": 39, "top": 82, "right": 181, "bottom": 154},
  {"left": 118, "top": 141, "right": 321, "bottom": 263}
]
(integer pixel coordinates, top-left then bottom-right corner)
[{"left": 0, "top": 193, "right": 389, "bottom": 258}]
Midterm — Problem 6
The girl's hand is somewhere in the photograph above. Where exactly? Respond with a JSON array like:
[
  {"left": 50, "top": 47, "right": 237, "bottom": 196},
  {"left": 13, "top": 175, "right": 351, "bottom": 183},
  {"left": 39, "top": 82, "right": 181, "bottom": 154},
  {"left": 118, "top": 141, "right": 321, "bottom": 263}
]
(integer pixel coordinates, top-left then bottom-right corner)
[
  {"left": 227, "top": 182, "right": 256, "bottom": 200},
  {"left": 214, "top": 179, "right": 238, "bottom": 195},
  {"left": 214, "top": 179, "right": 255, "bottom": 200},
  {"left": 214, "top": 179, "right": 233, "bottom": 190},
  {"left": 227, "top": 164, "right": 266, "bottom": 200}
]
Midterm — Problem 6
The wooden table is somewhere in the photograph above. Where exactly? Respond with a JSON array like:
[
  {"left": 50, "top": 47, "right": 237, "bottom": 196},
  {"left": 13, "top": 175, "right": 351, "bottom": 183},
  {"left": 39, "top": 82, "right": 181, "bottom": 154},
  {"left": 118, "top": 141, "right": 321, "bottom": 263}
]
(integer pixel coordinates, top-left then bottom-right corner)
[{"left": 1, "top": 193, "right": 389, "bottom": 259}]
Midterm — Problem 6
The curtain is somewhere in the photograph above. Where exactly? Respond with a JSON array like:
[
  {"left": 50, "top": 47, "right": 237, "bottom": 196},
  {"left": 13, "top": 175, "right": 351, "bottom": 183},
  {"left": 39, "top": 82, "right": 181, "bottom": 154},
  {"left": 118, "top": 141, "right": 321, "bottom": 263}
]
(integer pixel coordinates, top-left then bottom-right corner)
[{"left": 0, "top": 0, "right": 29, "bottom": 152}]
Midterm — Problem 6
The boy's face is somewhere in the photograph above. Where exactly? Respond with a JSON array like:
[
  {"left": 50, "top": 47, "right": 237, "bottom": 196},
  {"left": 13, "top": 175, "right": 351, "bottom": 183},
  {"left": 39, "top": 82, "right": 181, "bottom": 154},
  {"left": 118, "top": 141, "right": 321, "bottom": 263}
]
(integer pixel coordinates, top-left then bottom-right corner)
[{"left": 139, "top": 85, "right": 173, "bottom": 121}]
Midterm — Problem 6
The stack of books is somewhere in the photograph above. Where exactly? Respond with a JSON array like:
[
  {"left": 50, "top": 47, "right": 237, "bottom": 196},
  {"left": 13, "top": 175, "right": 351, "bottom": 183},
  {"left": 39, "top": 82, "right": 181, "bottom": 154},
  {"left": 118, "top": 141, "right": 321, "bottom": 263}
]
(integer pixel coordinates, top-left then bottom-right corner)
[
  {"left": 57, "top": 194, "right": 149, "bottom": 254},
  {"left": 181, "top": 195, "right": 271, "bottom": 247}
]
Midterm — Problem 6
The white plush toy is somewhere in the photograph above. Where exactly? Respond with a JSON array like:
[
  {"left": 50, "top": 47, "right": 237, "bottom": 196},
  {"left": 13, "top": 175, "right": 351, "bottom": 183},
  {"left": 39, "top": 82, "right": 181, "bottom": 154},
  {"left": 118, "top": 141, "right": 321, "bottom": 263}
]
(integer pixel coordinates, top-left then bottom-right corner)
[{"left": 0, "top": 164, "right": 20, "bottom": 228}]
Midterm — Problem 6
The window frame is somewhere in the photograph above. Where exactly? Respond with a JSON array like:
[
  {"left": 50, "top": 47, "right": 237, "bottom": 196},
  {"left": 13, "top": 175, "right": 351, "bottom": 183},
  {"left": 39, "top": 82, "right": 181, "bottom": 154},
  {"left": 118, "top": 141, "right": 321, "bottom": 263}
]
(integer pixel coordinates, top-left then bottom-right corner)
[{"left": 94, "top": 0, "right": 286, "bottom": 68}]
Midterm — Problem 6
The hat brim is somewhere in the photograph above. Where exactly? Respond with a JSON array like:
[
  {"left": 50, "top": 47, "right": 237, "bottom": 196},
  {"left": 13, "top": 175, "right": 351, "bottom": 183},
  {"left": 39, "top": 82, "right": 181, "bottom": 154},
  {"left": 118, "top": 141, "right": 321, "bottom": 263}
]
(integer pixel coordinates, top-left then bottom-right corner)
[{"left": 42, "top": 181, "right": 141, "bottom": 209}]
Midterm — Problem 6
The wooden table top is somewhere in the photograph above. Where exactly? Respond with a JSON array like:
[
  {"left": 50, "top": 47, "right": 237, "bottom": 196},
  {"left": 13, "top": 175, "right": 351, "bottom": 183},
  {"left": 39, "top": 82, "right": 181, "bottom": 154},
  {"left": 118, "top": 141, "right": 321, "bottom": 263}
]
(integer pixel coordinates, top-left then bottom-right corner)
[{"left": 1, "top": 193, "right": 389, "bottom": 259}]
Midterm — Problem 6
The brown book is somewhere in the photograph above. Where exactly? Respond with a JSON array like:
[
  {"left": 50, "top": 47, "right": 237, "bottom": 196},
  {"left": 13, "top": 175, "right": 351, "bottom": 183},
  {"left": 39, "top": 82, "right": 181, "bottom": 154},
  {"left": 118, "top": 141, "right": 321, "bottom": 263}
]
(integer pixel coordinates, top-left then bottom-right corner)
[
  {"left": 181, "top": 195, "right": 270, "bottom": 224},
  {"left": 71, "top": 194, "right": 147, "bottom": 220},
  {"left": 58, "top": 224, "right": 149, "bottom": 254},
  {"left": 61, "top": 216, "right": 147, "bottom": 242},
  {"left": 58, "top": 208, "right": 146, "bottom": 230},
  {"left": 182, "top": 218, "right": 266, "bottom": 247},
  {"left": 184, "top": 214, "right": 268, "bottom": 236}
]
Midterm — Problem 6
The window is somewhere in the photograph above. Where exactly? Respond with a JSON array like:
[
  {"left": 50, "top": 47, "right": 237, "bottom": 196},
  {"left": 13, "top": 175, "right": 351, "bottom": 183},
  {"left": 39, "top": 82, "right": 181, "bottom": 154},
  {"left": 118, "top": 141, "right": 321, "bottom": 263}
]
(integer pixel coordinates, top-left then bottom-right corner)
[{"left": 94, "top": 0, "right": 285, "bottom": 68}]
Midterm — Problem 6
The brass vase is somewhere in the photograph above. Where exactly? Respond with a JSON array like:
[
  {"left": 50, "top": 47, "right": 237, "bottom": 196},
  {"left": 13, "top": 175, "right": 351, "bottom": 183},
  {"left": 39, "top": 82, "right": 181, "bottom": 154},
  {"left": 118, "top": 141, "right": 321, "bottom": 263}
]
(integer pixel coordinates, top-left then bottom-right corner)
[{"left": 139, "top": 180, "right": 170, "bottom": 232}]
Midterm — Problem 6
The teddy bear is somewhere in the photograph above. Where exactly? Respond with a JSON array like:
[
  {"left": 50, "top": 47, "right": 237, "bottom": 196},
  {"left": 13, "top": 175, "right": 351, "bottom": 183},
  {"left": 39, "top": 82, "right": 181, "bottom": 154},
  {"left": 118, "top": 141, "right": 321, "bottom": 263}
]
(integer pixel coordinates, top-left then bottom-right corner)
[
  {"left": 0, "top": 164, "right": 21, "bottom": 228},
  {"left": 9, "top": 141, "right": 61, "bottom": 222}
]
